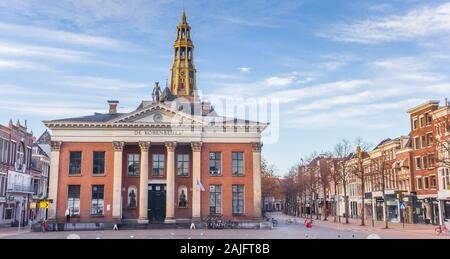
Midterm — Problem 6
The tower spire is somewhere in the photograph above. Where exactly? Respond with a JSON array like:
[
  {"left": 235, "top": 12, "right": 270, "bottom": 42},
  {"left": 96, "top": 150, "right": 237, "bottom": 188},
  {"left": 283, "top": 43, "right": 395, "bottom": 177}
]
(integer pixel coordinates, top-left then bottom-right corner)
[
  {"left": 181, "top": 10, "right": 187, "bottom": 24},
  {"left": 170, "top": 11, "right": 197, "bottom": 97}
]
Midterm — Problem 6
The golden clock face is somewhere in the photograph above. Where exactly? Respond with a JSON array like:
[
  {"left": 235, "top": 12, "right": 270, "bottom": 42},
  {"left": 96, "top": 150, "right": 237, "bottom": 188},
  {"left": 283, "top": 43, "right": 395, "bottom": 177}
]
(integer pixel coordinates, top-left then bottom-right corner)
[{"left": 180, "top": 71, "right": 185, "bottom": 77}]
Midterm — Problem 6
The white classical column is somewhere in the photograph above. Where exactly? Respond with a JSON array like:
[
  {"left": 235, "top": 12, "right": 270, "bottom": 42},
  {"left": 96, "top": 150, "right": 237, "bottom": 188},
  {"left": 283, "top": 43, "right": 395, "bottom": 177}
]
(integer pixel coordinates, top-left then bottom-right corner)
[
  {"left": 138, "top": 141, "right": 150, "bottom": 224},
  {"left": 48, "top": 141, "right": 62, "bottom": 220},
  {"left": 252, "top": 142, "right": 263, "bottom": 219},
  {"left": 191, "top": 142, "right": 202, "bottom": 221},
  {"left": 112, "top": 141, "right": 124, "bottom": 220},
  {"left": 165, "top": 141, "right": 177, "bottom": 223}
]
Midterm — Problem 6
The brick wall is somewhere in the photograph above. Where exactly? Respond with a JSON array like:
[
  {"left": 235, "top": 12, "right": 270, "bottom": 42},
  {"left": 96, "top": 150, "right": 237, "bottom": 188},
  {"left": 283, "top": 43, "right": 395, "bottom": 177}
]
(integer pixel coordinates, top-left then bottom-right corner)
[
  {"left": 200, "top": 143, "right": 254, "bottom": 220},
  {"left": 56, "top": 142, "right": 114, "bottom": 222}
]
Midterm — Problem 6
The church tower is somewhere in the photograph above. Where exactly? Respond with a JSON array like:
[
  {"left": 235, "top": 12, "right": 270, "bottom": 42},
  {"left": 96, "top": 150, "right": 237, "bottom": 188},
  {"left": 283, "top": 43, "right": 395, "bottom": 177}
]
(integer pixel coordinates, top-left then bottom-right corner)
[{"left": 170, "top": 11, "right": 197, "bottom": 97}]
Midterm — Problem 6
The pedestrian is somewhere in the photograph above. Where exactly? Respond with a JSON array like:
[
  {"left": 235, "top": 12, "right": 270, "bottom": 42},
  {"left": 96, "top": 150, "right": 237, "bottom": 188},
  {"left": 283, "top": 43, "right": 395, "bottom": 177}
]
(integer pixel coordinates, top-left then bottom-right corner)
[
  {"left": 41, "top": 220, "right": 49, "bottom": 233},
  {"left": 304, "top": 218, "right": 313, "bottom": 229},
  {"left": 65, "top": 208, "right": 70, "bottom": 222}
]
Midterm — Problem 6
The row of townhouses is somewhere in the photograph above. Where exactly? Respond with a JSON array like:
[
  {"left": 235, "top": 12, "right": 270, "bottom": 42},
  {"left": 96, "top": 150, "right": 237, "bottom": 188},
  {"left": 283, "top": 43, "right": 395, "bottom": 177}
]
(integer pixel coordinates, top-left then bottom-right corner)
[
  {"left": 293, "top": 100, "right": 450, "bottom": 226},
  {"left": 0, "top": 120, "right": 50, "bottom": 227}
]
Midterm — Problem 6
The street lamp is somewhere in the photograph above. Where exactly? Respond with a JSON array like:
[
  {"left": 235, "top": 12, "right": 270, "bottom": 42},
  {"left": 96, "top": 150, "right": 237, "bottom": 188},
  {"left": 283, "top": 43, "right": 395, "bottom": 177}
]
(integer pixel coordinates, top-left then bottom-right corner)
[{"left": 18, "top": 197, "right": 24, "bottom": 233}]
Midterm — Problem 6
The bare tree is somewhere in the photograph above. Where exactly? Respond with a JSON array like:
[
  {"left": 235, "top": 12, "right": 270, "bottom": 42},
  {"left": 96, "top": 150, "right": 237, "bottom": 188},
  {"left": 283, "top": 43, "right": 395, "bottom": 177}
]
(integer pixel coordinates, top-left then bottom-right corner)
[
  {"left": 334, "top": 139, "right": 353, "bottom": 224},
  {"left": 437, "top": 138, "right": 450, "bottom": 168},
  {"left": 318, "top": 152, "right": 334, "bottom": 221},
  {"left": 353, "top": 138, "right": 372, "bottom": 226},
  {"left": 370, "top": 153, "right": 390, "bottom": 229},
  {"left": 261, "top": 158, "right": 280, "bottom": 216},
  {"left": 284, "top": 164, "right": 301, "bottom": 216},
  {"left": 329, "top": 158, "right": 341, "bottom": 222},
  {"left": 308, "top": 165, "right": 321, "bottom": 220}
]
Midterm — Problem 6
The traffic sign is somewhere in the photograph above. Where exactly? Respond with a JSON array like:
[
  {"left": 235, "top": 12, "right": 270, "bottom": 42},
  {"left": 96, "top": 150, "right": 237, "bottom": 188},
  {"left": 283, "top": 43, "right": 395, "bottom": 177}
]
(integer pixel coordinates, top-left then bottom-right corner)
[{"left": 39, "top": 201, "right": 49, "bottom": 209}]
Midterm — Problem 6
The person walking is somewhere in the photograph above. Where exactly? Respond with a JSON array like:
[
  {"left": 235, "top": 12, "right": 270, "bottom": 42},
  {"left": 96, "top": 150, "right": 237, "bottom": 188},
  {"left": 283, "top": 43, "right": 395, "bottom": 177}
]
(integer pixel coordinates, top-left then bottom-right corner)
[{"left": 304, "top": 218, "right": 313, "bottom": 229}]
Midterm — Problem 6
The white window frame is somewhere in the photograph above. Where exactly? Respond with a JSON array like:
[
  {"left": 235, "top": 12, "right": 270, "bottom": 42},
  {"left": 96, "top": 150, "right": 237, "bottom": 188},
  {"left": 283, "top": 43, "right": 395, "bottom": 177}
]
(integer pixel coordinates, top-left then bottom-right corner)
[
  {"left": 416, "top": 177, "right": 423, "bottom": 190},
  {"left": 232, "top": 151, "right": 245, "bottom": 177},
  {"left": 232, "top": 184, "right": 245, "bottom": 215},
  {"left": 413, "top": 117, "right": 418, "bottom": 130},
  {"left": 419, "top": 115, "right": 425, "bottom": 128},
  {"left": 422, "top": 156, "right": 428, "bottom": 169},
  {"left": 441, "top": 168, "right": 450, "bottom": 191},
  {"left": 423, "top": 176, "right": 429, "bottom": 190},
  {"left": 414, "top": 137, "right": 420, "bottom": 150},
  {"left": 430, "top": 175, "right": 437, "bottom": 190},
  {"left": 415, "top": 156, "right": 421, "bottom": 170},
  {"left": 426, "top": 113, "right": 432, "bottom": 126},
  {"left": 209, "top": 152, "right": 222, "bottom": 176},
  {"left": 10, "top": 140, "right": 16, "bottom": 165},
  {"left": 426, "top": 132, "right": 433, "bottom": 147}
]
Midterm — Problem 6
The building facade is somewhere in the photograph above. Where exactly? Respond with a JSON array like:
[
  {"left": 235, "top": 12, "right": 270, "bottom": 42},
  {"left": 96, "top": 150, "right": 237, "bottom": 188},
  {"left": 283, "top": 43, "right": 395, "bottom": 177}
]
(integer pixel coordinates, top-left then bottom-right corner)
[
  {"left": 0, "top": 120, "right": 34, "bottom": 227},
  {"left": 29, "top": 131, "right": 51, "bottom": 223},
  {"left": 408, "top": 101, "right": 440, "bottom": 225},
  {"left": 44, "top": 13, "right": 267, "bottom": 224},
  {"left": 431, "top": 103, "right": 450, "bottom": 225}
]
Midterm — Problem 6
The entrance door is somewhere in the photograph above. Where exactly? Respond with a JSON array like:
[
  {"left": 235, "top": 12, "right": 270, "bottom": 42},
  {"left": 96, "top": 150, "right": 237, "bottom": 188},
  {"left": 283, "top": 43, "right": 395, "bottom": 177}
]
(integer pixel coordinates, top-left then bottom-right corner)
[{"left": 148, "top": 184, "right": 166, "bottom": 223}]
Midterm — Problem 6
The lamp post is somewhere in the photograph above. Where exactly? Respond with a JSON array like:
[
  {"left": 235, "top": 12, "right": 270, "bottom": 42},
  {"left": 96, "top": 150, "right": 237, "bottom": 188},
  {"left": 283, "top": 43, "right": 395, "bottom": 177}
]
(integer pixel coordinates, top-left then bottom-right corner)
[{"left": 18, "top": 197, "right": 23, "bottom": 233}]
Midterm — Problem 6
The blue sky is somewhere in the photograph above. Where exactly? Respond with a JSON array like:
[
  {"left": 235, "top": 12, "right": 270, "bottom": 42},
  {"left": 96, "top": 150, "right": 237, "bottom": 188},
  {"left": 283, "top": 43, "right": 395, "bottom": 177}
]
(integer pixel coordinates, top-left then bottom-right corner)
[{"left": 1, "top": 0, "right": 450, "bottom": 176}]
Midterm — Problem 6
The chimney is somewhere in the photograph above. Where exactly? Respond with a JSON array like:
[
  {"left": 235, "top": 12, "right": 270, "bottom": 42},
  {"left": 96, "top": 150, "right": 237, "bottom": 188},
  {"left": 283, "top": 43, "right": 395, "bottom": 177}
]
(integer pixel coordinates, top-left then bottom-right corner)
[{"left": 108, "top": 100, "right": 119, "bottom": 114}]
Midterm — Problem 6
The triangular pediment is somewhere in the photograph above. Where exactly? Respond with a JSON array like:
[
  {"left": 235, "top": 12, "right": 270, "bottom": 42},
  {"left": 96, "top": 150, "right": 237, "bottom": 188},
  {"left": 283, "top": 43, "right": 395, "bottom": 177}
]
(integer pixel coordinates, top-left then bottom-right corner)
[{"left": 110, "top": 103, "right": 203, "bottom": 125}]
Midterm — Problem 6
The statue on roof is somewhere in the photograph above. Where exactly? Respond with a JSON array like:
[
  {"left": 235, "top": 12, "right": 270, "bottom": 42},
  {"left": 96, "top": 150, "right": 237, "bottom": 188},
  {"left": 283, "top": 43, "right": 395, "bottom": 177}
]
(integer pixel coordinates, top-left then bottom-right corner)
[{"left": 152, "top": 82, "right": 162, "bottom": 103}]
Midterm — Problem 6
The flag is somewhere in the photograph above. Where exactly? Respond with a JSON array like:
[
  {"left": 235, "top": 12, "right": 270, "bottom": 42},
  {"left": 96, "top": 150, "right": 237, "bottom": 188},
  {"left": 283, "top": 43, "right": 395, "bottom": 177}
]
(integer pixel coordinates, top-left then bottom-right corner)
[{"left": 197, "top": 179, "right": 205, "bottom": 192}]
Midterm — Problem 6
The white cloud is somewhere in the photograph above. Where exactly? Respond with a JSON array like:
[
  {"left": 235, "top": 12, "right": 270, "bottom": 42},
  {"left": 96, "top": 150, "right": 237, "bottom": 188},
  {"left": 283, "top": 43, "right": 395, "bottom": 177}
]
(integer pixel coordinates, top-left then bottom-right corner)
[
  {"left": 370, "top": 57, "right": 447, "bottom": 82},
  {"left": 0, "top": 99, "right": 101, "bottom": 117},
  {"left": 238, "top": 67, "right": 251, "bottom": 73},
  {"left": 319, "top": 61, "right": 346, "bottom": 71},
  {"left": 0, "top": 59, "right": 52, "bottom": 71},
  {"left": 286, "top": 99, "right": 425, "bottom": 129},
  {"left": 0, "top": 23, "right": 134, "bottom": 50},
  {"left": 0, "top": 42, "right": 91, "bottom": 62},
  {"left": 200, "top": 72, "right": 243, "bottom": 81},
  {"left": 264, "top": 76, "right": 296, "bottom": 87},
  {"left": 269, "top": 80, "right": 370, "bottom": 104},
  {"left": 60, "top": 76, "right": 148, "bottom": 91},
  {"left": 324, "top": 2, "right": 450, "bottom": 44},
  {"left": 0, "top": 0, "right": 175, "bottom": 35}
]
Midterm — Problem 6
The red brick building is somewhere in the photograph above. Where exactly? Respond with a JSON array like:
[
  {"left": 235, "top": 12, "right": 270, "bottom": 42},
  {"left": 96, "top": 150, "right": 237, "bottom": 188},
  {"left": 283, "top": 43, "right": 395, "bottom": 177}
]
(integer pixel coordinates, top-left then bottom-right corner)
[
  {"left": 431, "top": 102, "right": 450, "bottom": 224},
  {"left": 408, "top": 101, "right": 440, "bottom": 224},
  {"left": 44, "top": 12, "right": 267, "bottom": 225}
]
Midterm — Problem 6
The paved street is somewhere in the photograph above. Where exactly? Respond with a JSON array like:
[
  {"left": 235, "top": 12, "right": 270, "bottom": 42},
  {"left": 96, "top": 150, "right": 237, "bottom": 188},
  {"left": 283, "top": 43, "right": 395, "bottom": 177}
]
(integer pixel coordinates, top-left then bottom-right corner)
[{"left": 1, "top": 213, "right": 448, "bottom": 239}]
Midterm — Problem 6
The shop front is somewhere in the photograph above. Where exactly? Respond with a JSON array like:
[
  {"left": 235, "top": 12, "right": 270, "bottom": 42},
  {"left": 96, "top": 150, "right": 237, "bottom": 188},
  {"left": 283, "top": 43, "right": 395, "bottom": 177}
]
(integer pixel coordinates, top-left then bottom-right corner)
[
  {"left": 440, "top": 200, "right": 450, "bottom": 224},
  {"left": 375, "top": 197, "right": 384, "bottom": 221},
  {"left": 386, "top": 194, "right": 399, "bottom": 222},
  {"left": 415, "top": 197, "right": 440, "bottom": 225},
  {"left": 400, "top": 195, "right": 413, "bottom": 224}
]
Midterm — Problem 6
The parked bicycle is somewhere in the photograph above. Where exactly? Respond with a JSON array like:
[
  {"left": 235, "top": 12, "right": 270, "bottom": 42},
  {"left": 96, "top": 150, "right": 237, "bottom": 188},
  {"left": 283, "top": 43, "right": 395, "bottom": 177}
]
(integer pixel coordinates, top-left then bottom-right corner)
[
  {"left": 205, "top": 214, "right": 225, "bottom": 229},
  {"left": 225, "top": 220, "right": 239, "bottom": 229},
  {"left": 435, "top": 220, "right": 450, "bottom": 235}
]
